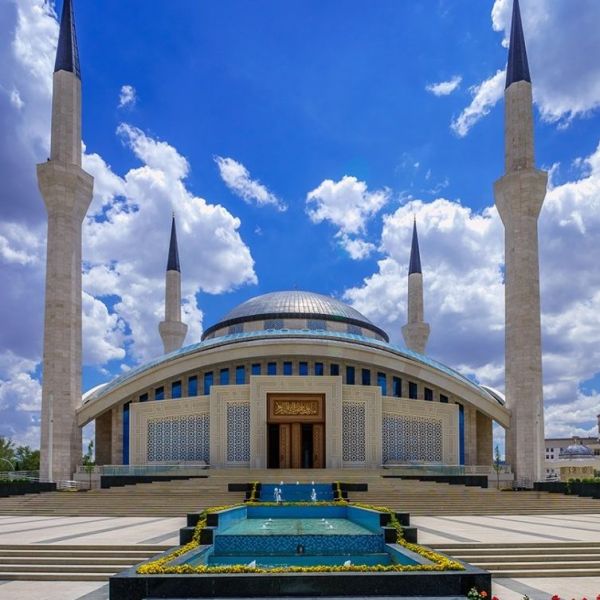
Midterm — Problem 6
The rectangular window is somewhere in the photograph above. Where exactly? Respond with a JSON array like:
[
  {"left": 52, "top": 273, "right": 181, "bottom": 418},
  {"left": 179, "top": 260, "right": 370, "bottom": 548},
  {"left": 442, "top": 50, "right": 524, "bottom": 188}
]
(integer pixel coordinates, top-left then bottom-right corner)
[
  {"left": 347, "top": 324, "right": 361, "bottom": 335},
  {"left": 171, "top": 380, "right": 182, "bottom": 399},
  {"left": 267, "top": 362, "right": 277, "bottom": 376},
  {"left": 330, "top": 364, "right": 340, "bottom": 376},
  {"left": 228, "top": 323, "right": 243, "bottom": 334},
  {"left": 307, "top": 319, "right": 327, "bottom": 330},
  {"left": 139, "top": 392, "right": 149, "bottom": 403},
  {"left": 424, "top": 387, "right": 433, "bottom": 401},
  {"left": 265, "top": 319, "right": 284, "bottom": 329},
  {"left": 155, "top": 386, "right": 164, "bottom": 401},
  {"left": 122, "top": 402, "right": 131, "bottom": 465},
  {"left": 458, "top": 403, "right": 465, "bottom": 465},
  {"left": 408, "top": 382, "right": 418, "bottom": 399},
  {"left": 315, "top": 362, "right": 324, "bottom": 376},
  {"left": 188, "top": 376, "right": 198, "bottom": 397},
  {"left": 377, "top": 372, "right": 387, "bottom": 395},
  {"left": 283, "top": 361, "right": 293, "bottom": 376},
  {"left": 236, "top": 365, "right": 245, "bottom": 384},
  {"left": 203, "top": 372, "right": 213, "bottom": 395},
  {"left": 440, "top": 394, "right": 448, "bottom": 404},
  {"left": 220, "top": 368, "right": 230, "bottom": 385},
  {"left": 299, "top": 362, "right": 308, "bottom": 376},
  {"left": 361, "top": 368, "right": 371, "bottom": 386},
  {"left": 392, "top": 377, "right": 402, "bottom": 398},
  {"left": 346, "top": 366, "right": 355, "bottom": 385},
  {"left": 251, "top": 363, "right": 261, "bottom": 376}
]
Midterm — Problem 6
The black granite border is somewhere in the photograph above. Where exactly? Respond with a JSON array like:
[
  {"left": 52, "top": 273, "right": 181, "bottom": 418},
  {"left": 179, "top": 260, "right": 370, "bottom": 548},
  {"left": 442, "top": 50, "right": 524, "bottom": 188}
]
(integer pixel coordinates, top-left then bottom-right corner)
[
  {"left": 0, "top": 482, "right": 56, "bottom": 497},
  {"left": 110, "top": 559, "right": 489, "bottom": 599},
  {"left": 383, "top": 475, "right": 488, "bottom": 489},
  {"left": 100, "top": 475, "right": 206, "bottom": 489}
]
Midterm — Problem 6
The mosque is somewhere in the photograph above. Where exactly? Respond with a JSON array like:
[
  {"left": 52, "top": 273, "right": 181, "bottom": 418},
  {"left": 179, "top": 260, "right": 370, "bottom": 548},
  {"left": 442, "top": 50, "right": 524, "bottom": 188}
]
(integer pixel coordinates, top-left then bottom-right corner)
[{"left": 39, "top": 0, "right": 546, "bottom": 484}]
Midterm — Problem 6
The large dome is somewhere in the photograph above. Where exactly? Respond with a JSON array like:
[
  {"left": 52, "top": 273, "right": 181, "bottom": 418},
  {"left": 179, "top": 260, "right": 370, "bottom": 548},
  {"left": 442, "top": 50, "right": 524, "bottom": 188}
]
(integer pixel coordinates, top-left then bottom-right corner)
[
  {"left": 202, "top": 290, "right": 388, "bottom": 341},
  {"left": 559, "top": 444, "right": 595, "bottom": 459}
]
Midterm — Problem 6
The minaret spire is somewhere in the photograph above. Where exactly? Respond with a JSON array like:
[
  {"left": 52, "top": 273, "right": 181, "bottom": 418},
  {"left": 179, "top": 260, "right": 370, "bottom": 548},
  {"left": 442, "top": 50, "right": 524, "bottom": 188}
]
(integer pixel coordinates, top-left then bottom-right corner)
[
  {"left": 505, "top": 0, "right": 530, "bottom": 89},
  {"left": 38, "top": 0, "right": 93, "bottom": 481},
  {"left": 166, "top": 215, "right": 181, "bottom": 272},
  {"left": 55, "top": 0, "right": 81, "bottom": 79},
  {"left": 402, "top": 218, "right": 430, "bottom": 354},
  {"left": 494, "top": 0, "right": 547, "bottom": 486},
  {"left": 408, "top": 217, "right": 422, "bottom": 275},
  {"left": 159, "top": 215, "right": 188, "bottom": 354}
]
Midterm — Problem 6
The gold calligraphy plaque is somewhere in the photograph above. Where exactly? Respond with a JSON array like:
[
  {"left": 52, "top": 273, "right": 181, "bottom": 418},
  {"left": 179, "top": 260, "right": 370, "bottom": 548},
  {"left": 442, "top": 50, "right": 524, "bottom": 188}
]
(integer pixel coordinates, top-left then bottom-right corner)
[{"left": 273, "top": 400, "right": 319, "bottom": 416}]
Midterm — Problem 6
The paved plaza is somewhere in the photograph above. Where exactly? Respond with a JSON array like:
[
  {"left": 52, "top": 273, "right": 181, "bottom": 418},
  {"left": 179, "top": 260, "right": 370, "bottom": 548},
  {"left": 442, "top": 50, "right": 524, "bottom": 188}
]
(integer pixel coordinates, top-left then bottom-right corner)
[{"left": 0, "top": 513, "right": 599, "bottom": 599}]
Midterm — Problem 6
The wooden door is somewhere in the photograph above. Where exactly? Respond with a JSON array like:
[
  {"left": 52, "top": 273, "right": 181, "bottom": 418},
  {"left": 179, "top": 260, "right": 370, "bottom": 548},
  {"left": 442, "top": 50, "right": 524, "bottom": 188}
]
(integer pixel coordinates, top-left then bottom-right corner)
[
  {"left": 279, "top": 424, "right": 291, "bottom": 468},
  {"left": 313, "top": 424, "right": 324, "bottom": 468},
  {"left": 291, "top": 423, "right": 302, "bottom": 469}
]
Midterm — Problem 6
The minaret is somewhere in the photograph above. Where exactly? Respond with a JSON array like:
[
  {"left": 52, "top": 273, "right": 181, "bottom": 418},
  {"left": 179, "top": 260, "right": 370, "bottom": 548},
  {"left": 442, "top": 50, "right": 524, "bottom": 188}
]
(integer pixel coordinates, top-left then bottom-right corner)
[
  {"left": 401, "top": 219, "right": 430, "bottom": 354},
  {"left": 494, "top": 0, "right": 547, "bottom": 485},
  {"left": 38, "top": 0, "right": 93, "bottom": 481},
  {"left": 159, "top": 216, "right": 188, "bottom": 353}
]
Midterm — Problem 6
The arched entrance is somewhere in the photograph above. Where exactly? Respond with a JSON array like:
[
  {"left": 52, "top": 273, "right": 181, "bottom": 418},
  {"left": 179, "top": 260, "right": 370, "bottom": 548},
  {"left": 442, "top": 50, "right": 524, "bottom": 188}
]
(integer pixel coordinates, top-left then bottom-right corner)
[{"left": 267, "top": 393, "right": 325, "bottom": 468}]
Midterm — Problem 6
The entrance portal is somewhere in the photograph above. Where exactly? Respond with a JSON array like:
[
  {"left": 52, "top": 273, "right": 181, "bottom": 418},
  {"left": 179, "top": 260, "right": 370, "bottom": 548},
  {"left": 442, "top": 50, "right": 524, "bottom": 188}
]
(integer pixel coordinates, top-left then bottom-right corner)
[{"left": 266, "top": 394, "right": 325, "bottom": 468}]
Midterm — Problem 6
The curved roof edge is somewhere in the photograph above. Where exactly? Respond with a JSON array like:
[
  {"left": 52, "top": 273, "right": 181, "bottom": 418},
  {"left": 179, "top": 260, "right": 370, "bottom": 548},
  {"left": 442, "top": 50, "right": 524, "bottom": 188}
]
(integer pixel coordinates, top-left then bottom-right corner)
[
  {"left": 202, "top": 312, "right": 389, "bottom": 342},
  {"left": 83, "top": 330, "right": 498, "bottom": 407}
]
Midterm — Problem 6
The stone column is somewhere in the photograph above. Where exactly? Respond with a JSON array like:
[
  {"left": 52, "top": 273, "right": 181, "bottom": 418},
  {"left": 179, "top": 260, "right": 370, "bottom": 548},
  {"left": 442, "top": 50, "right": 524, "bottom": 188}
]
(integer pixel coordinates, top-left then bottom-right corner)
[
  {"left": 38, "top": 67, "right": 93, "bottom": 482},
  {"left": 494, "top": 80, "right": 547, "bottom": 484},
  {"left": 476, "top": 412, "right": 493, "bottom": 466},
  {"left": 95, "top": 412, "right": 112, "bottom": 466}
]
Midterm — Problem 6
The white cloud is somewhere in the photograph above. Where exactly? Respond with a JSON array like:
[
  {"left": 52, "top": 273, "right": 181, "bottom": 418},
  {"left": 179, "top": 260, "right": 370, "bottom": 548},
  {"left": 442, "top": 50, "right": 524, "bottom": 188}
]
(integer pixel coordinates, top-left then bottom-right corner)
[
  {"left": 337, "top": 234, "right": 376, "bottom": 261},
  {"left": 0, "top": 2, "right": 258, "bottom": 447},
  {"left": 426, "top": 75, "right": 462, "bottom": 97},
  {"left": 344, "top": 141, "right": 600, "bottom": 439},
  {"left": 83, "top": 124, "right": 257, "bottom": 363},
  {"left": 215, "top": 156, "right": 286, "bottom": 211},
  {"left": 456, "top": 1, "right": 600, "bottom": 134},
  {"left": 118, "top": 84, "right": 136, "bottom": 109},
  {"left": 306, "top": 176, "right": 389, "bottom": 258},
  {"left": 492, "top": 0, "right": 600, "bottom": 124},
  {"left": 451, "top": 70, "right": 505, "bottom": 137}
]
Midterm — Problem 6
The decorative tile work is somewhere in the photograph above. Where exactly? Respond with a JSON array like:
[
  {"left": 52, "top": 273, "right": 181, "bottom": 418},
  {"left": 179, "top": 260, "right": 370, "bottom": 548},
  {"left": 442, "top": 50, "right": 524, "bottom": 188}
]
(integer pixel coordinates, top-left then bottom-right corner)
[
  {"left": 147, "top": 414, "right": 209, "bottom": 462},
  {"left": 342, "top": 403, "right": 366, "bottom": 463},
  {"left": 226, "top": 403, "right": 251, "bottom": 463},
  {"left": 214, "top": 533, "right": 383, "bottom": 556},
  {"left": 382, "top": 415, "right": 442, "bottom": 462},
  {"left": 382, "top": 397, "right": 458, "bottom": 464}
]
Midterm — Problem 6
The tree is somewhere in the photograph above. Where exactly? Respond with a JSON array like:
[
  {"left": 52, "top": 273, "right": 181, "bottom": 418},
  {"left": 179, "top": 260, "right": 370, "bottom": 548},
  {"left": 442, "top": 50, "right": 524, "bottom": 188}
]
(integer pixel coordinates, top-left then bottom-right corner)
[
  {"left": 14, "top": 446, "right": 40, "bottom": 471},
  {"left": 493, "top": 445, "right": 503, "bottom": 490},
  {"left": 0, "top": 437, "right": 16, "bottom": 471},
  {"left": 82, "top": 440, "right": 95, "bottom": 490}
]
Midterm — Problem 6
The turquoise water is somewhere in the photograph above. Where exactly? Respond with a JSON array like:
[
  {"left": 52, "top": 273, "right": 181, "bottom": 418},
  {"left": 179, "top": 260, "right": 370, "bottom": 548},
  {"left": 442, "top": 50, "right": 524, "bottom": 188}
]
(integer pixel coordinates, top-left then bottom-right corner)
[
  {"left": 221, "top": 518, "right": 370, "bottom": 536},
  {"left": 175, "top": 503, "right": 423, "bottom": 569}
]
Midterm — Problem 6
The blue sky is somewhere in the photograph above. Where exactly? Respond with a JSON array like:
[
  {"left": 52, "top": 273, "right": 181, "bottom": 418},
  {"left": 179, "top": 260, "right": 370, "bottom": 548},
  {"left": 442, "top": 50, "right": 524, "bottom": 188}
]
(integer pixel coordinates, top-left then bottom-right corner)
[{"left": 1, "top": 0, "right": 600, "bottom": 450}]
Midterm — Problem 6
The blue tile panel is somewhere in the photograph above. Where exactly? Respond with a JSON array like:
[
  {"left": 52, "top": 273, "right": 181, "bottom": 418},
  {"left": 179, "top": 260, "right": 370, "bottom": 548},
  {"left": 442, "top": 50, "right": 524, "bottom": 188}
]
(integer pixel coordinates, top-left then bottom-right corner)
[
  {"left": 214, "top": 533, "right": 383, "bottom": 556},
  {"left": 84, "top": 329, "right": 496, "bottom": 406}
]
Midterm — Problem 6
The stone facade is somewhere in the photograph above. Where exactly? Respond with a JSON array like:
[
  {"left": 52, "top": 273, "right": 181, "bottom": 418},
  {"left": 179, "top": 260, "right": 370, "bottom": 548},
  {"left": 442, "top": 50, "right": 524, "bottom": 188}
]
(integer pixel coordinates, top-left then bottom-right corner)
[{"left": 125, "top": 375, "right": 466, "bottom": 468}]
